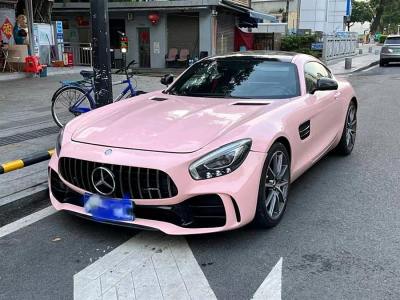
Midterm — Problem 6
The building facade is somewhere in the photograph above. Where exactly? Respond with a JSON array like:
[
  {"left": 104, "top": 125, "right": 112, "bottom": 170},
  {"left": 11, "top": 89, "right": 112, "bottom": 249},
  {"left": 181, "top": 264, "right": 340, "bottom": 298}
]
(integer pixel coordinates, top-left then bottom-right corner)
[
  {"left": 52, "top": 0, "right": 268, "bottom": 68},
  {"left": 299, "top": 0, "right": 349, "bottom": 33},
  {"left": 251, "top": 0, "right": 351, "bottom": 34},
  {"left": 251, "top": 0, "right": 299, "bottom": 31}
]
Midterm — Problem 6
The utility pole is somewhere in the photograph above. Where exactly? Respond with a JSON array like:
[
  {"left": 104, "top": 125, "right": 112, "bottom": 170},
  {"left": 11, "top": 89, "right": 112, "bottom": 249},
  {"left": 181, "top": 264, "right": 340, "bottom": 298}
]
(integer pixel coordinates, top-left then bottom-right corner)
[
  {"left": 24, "top": 0, "right": 35, "bottom": 55},
  {"left": 90, "top": 0, "right": 113, "bottom": 107},
  {"left": 285, "top": 0, "right": 290, "bottom": 23}
]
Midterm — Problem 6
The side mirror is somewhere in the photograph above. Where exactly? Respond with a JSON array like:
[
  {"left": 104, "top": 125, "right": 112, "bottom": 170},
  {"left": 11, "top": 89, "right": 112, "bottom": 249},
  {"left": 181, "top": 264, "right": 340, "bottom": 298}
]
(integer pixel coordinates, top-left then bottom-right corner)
[
  {"left": 312, "top": 78, "right": 338, "bottom": 93},
  {"left": 161, "top": 74, "right": 174, "bottom": 86}
]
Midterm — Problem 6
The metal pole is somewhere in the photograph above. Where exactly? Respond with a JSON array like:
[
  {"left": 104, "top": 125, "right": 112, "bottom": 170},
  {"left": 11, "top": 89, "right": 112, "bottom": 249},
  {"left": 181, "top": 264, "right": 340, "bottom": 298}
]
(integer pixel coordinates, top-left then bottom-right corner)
[
  {"left": 286, "top": 0, "right": 290, "bottom": 22},
  {"left": 90, "top": 0, "right": 113, "bottom": 107},
  {"left": 24, "top": 0, "right": 35, "bottom": 55}
]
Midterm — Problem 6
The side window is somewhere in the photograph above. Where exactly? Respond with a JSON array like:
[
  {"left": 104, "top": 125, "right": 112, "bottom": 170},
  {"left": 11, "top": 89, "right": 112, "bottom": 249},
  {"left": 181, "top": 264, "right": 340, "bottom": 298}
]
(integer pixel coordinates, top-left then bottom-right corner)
[{"left": 304, "top": 62, "right": 332, "bottom": 93}]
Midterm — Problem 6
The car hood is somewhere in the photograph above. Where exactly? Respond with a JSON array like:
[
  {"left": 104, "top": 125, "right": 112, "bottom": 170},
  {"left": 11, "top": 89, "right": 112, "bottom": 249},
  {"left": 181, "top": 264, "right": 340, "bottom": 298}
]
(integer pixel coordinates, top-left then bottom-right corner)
[{"left": 71, "top": 91, "right": 278, "bottom": 153}]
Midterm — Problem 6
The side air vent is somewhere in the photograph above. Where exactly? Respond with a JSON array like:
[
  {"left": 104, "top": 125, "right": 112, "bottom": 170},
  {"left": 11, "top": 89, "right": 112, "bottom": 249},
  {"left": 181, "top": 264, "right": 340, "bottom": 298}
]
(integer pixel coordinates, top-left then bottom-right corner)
[
  {"left": 149, "top": 97, "right": 168, "bottom": 101},
  {"left": 232, "top": 102, "right": 269, "bottom": 106},
  {"left": 299, "top": 120, "right": 311, "bottom": 140}
]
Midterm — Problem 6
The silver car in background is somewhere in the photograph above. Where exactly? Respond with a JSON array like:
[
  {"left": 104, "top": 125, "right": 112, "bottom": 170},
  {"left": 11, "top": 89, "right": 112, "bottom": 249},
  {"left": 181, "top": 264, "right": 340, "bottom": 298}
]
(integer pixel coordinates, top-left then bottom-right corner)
[{"left": 380, "top": 35, "right": 400, "bottom": 66}]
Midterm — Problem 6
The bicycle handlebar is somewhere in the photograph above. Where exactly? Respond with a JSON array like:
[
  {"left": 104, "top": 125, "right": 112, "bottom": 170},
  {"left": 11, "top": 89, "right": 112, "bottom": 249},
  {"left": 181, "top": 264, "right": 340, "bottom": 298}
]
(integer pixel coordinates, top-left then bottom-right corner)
[{"left": 115, "top": 59, "right": 138, "bottom": 78}]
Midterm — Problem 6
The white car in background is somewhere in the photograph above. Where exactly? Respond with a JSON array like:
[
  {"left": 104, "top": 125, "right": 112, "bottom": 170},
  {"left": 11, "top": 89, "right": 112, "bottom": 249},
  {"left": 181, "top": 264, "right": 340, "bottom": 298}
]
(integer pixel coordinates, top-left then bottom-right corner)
[{"left": 380, "top": 35, "right": 400, "bottom": 66}]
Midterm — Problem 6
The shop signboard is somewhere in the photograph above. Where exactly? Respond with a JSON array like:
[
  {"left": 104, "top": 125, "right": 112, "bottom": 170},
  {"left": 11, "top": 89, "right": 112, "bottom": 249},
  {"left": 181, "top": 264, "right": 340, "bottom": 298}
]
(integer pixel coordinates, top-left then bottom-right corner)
[
  {"left": 32, "top": 23, "right": 40, "bottom": 56},
  {"left": 55, "top": 21, "right": 64, "bottom": 60},
  {"left": 311, "top": 43, "right": 323, "bottom": 51},
  {"left": 346, "top": 0, "right": 352, "bottom": 16},
  {"left": 56, "top": 21, "right": 63, "bottom": 40}
]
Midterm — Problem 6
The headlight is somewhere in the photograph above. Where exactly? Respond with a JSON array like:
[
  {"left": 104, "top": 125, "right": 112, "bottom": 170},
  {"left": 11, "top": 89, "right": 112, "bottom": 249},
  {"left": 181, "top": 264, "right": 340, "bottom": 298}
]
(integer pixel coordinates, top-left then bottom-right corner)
[
  {"left": 189, "top": 139, "right": 252, "bottom": 180},
  {"left": 56, "top": 128, "right": 64, "bottom": 157},
  {"left": 382, "top": 47, "right": 393, "bottom": 54}
]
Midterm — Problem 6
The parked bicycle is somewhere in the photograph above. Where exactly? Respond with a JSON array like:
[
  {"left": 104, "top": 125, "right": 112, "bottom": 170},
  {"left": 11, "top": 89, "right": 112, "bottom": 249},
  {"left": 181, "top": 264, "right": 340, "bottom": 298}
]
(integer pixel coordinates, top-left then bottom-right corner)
[{"left": 51, "top": 60, "right": 144, "bottom": 128}]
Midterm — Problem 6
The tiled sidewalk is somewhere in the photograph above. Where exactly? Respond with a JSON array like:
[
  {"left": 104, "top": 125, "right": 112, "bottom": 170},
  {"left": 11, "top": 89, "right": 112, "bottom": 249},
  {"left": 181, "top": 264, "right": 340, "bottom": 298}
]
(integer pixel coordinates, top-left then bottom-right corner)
[{"left": 328, "top": 44, "right": 382, "bottom": 75}]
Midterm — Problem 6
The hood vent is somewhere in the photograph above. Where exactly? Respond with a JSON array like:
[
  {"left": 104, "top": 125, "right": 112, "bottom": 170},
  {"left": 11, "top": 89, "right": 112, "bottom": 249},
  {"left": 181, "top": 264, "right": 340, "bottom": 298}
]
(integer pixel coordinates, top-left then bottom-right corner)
[
  {"left": 233, "top": 102, "right": 269, "bottom": 106},
  {"left": 149, "top": 96, "right": 168, "bottom": 101}
]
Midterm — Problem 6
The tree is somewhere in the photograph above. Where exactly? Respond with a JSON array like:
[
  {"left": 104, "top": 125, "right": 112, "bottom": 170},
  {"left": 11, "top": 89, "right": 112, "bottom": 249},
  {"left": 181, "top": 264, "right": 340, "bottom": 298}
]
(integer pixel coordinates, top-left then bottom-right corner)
[
  {"left": 369, "top": 0, "right": 400, "bottom": 33},
  {"left": 381, "top": 0, "right": 400, "bottom": 33},
  {"left": 348, "top": 0, "right": 374, "bottom": 30},
  {"left": 370, "top": 0, "right": 388, "bottom": 33}
]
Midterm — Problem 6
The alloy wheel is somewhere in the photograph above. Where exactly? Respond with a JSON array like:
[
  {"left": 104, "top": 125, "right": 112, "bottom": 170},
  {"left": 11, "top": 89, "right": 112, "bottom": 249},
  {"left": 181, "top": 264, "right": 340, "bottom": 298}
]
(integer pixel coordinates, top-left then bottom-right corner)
[
  {"left": 264, "top": 151, "right": 289, "bottom": 220},
  {"left": 346, "top": 105, "right": 357, "bottom": 149}
]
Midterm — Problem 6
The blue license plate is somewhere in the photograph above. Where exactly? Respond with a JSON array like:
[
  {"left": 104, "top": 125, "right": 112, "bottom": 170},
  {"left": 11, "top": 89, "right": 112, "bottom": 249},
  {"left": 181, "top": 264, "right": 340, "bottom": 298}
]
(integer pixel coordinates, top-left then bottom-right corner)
[{"left": 83, "top": 193, "right": 134, "bottom": 222}]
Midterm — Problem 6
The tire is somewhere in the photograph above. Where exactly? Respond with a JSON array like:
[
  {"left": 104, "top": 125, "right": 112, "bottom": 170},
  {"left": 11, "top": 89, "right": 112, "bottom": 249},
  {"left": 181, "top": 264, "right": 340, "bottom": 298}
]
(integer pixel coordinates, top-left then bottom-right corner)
[
  {"left": 380, "top": 60, "right": 386, "bottom": 67},
  {"left": 253, "top": 142, "right": 291, "bottom": 228},
  {"left": 51, "top": 86, "right": 93, "bottom": 128},
  {"left": 334, "top": 101, "right": 357, "bottom": 155}
]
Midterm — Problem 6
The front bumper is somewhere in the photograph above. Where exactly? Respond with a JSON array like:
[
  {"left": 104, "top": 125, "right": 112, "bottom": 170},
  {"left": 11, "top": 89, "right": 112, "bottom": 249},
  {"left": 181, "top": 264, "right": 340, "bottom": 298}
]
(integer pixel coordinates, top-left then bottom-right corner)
[
  {"left": 380, "top": 53, "right": 400, "bottom": 61},
  {"left": 48, "top": 141, "right": 266, "bottom": 235}
]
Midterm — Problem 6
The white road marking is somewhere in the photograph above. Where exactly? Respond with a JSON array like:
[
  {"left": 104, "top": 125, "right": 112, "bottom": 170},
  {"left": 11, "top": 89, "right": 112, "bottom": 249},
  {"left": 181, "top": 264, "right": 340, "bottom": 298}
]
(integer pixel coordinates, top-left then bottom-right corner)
[
  {"left": 252, "top": 257, "right": 282, "bottom": 300},
  {"left": 0, "top": 206, "right": 56, "bottom": 238},
  {"left": 74, "top": 232, "right": 217, "bottom": 300},
  {"left": 2, "top": 206, "right": 284, "bottom": 299}
]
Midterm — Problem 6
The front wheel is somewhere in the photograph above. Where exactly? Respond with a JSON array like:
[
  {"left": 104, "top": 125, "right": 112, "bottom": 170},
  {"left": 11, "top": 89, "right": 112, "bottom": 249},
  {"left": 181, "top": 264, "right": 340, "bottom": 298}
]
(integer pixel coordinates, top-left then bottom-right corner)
[
  {"left": 253, "top": 142, "right": 291, "bottom": 228},
  {"left": 51, "top": 86, "right": 93, "bottom": 128}
]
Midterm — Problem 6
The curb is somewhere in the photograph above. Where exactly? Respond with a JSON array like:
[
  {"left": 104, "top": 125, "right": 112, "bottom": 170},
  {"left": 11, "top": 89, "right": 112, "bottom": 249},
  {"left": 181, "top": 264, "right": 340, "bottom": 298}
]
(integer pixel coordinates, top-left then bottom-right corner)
[
  {"left": 352, "top": 60, "right": 380, "bottom": 73},
  {"left": 0, "top": 67, "right": 92, "bottom": 82},
  {"left": 0, "top": 72, "right": 29, "bottom": 82},
  {"left": 0, "top": 182, "right": 49, "bottom": 226},
  {"left": 334, "top": 60, "right": 380, "bottom": 76}
]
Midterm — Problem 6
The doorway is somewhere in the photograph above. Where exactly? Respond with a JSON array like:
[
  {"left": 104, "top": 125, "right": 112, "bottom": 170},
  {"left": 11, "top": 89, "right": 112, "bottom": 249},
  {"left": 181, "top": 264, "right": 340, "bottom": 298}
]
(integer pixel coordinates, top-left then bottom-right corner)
[
  {"left": 167, "top": 13, "right": 199, "bottom": 59},
  {"left": 138, "top": 28, "right": 150, "bottom": 68}
]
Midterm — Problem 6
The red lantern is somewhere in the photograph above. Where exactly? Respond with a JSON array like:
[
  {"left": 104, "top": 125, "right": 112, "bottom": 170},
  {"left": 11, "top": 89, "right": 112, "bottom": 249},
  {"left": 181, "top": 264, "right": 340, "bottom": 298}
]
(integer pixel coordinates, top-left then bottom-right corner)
[{"left": 148, "top": 12, "right": 160, "bottom": 25}]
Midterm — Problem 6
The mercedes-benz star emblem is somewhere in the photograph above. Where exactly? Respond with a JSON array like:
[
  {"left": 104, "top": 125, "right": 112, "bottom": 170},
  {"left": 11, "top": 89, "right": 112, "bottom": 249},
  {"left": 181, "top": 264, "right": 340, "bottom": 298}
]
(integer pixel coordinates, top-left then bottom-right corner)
[
  {"left": 91, "top": 167, "right": 116, "bottom": 196},
  {"left": 105, "top": 149, "right": 112, "bottom": 156}
]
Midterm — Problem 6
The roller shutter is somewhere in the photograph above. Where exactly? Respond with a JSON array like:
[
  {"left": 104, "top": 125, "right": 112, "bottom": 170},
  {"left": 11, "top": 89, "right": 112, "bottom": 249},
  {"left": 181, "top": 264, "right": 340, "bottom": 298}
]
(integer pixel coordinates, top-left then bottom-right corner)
[
  {"left": 217, "top": 13, "right": 235, "bottom": 55},
  {"left": 167, "top": 13, "right": 199, "bottom": 58}
]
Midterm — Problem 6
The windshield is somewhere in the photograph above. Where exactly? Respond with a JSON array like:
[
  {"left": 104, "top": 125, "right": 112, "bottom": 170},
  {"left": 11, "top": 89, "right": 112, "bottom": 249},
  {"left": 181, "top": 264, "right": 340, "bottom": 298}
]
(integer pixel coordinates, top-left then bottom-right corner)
[
  {"left": 385, "top": 37, "right": 400, "bottom": 45},
  {"left": 166, "top": 58, "right": 300, "bottom": 99}
]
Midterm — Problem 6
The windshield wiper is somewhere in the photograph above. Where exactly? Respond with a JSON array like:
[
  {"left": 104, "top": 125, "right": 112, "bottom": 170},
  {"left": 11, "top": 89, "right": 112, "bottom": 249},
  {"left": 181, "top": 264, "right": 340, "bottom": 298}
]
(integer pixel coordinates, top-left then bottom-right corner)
[{"left": 183, "top": 92, "right": 226, "bottom": 98}]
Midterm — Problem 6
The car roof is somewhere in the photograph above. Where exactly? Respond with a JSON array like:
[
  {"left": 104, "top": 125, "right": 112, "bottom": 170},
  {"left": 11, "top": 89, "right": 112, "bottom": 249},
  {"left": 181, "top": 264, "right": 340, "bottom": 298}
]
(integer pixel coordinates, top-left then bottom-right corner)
[
  {"left": 387, "top": 35, "right": 400, "bottom": 38},
  {"left": 209, "top": 51, "right": 298, "bottom": 63}
]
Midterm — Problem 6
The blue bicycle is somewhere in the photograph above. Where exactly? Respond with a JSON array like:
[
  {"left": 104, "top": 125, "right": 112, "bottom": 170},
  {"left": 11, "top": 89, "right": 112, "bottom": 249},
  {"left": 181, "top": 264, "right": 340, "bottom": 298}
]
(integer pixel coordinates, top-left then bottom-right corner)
[{"left": 51, "top": 60, "right": 144, "bottom": 128}]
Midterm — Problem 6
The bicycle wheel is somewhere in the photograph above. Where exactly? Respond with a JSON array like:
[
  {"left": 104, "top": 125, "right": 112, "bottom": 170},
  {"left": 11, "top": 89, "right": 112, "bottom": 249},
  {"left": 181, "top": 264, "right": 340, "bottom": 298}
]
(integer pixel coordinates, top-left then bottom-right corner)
[{"left": 51, "top": 86, "right": 93, "bottom": 128}]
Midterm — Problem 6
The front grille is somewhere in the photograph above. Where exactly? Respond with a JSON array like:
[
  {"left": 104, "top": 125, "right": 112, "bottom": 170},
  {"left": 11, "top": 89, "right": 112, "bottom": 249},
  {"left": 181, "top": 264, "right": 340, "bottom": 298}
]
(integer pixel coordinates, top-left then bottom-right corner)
[
  {"left": 50, "top": 170, "right": 227, "bottom": 228},
  {"left": 136, "top": 194, "right": 226, "bottom": 228},
  {"left": 58, "top": 157, "right": 178, "bottom": 199}
]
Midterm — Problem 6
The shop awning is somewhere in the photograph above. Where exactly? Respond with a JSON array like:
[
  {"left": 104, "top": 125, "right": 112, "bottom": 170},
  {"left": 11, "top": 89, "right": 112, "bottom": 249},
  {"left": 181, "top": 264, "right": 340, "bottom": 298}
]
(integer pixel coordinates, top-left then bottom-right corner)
[
  {"left": 220, "top": 0, "right": 277, "bottom": 28},
  {"left": 249, "top": 10, "right": 277, "bottom": 22}
]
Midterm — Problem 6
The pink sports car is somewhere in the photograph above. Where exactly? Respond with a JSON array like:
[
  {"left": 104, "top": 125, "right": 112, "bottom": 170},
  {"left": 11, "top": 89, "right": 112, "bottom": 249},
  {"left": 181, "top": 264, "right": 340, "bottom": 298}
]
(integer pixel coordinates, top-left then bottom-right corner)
[{"left": 49, "top": 52, "right": 357, "bottom": 235}]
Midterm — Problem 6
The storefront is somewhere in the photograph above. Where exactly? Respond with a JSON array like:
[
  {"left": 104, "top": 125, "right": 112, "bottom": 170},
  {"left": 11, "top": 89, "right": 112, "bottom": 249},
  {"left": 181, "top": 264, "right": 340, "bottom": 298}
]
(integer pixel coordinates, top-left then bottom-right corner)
[
  {"left": 0, "top": 0, "right": 29, "bottom": 72},
  {"left": 1, "top": 0, "right": 54, "bottom": 72},
  {"left": 52, "top": 0, "right": 275, "bottom": 69}
]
